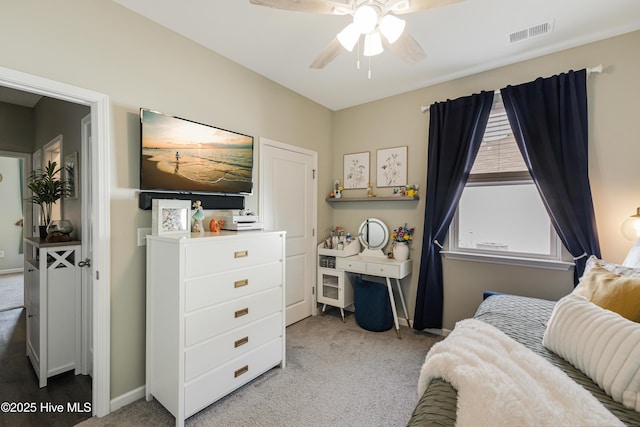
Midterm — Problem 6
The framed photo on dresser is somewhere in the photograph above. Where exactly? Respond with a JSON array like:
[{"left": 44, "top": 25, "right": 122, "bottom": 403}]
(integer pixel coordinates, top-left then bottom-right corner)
[{"left": 151, "top": 199, "right": 191, "bottom": 236}]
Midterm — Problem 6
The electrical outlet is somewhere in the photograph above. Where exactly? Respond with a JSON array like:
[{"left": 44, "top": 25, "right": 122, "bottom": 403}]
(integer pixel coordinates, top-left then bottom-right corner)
[
  {"left": 137, "top": 228, "right": 152, "bottom": 246},
  {"left": 0, "top": 251, "right": 4, "bottom": 258}
]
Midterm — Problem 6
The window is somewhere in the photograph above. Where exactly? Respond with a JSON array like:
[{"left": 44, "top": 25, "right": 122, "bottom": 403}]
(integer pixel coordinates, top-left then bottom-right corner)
[{"left": 447, "top": 93, "right": 568, "bottom": 267}]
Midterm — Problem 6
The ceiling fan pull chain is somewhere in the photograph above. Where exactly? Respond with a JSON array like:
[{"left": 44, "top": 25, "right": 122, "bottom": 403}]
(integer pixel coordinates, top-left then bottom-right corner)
[{"left": 368, "top": 56, "right": 372, "bottom": 79}]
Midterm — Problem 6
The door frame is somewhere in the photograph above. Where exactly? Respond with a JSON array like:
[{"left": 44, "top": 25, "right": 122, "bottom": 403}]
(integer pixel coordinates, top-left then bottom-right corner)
[
  {"left": 258, "top": 137, "right": 318, "bottom": 318},
  {"left": 0, "top": 66, "right": 111, "bottom": 417},
  {"left": 80, "top": 114, "right": 92, "bottom": 376}
]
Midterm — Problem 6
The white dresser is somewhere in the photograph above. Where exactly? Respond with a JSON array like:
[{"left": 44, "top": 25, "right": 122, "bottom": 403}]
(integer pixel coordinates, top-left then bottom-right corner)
[{"left": 145, "top": 230, "right": 286, "bottom": 427}]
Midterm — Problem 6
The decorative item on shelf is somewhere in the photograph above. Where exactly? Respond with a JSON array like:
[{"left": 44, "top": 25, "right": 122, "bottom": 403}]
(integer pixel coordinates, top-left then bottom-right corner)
[
  {"left": 367, "top": 182, "right": 374, "bottom": 197},
  {"left": 391, "top": 223, "right": 414, "bottom": 261},
  {"left": 26, "top": 160, "right": 71, "bottom": 239},
  {"left": 209, "top": 218, "right": 225, "bottom": 233},
  {"left": 393, "top": 184, "right": 419, "bottom": 197},
  {"left": 334, "top": 180, "right": 343, "bottom": 199},
  {"left": 192, "top": 200, "right": 205, "bottom": 234},
  {"left": 45, "top": 219, "right": 73, "bottom": 243}
]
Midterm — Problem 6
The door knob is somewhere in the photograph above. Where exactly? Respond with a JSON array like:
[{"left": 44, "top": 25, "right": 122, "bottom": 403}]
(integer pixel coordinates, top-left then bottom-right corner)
[{"left": 78, "top": 258, "right": 91, "bottom": 268}]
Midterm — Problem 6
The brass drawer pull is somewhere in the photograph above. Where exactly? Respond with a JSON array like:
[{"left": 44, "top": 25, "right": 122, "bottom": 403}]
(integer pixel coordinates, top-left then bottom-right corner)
[
  {"left": 234, "top": 365, "right": 249, "bottom": 378},
  {"left": 234, "top": 307, "right": 249, "bottom": 318},
  {"left": 234, "top": 250, "right": 249, "bottom": 258},
  {"left": 234, "top": 279, "right": 248, "bottom": 288},
  {"left": 234, "top": 336, "right": 249, "bottom": 348}
]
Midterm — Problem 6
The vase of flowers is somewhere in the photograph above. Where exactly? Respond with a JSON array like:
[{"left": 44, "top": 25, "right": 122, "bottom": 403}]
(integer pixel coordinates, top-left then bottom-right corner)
[{"left": 391, "top": 224, "right": 414, "bottom": 261}]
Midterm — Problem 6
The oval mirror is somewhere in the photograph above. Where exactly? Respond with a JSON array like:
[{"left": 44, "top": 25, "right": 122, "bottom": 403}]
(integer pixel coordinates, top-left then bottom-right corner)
[{"left": 358, "top": 218, "right": 389, "bottom": 256}]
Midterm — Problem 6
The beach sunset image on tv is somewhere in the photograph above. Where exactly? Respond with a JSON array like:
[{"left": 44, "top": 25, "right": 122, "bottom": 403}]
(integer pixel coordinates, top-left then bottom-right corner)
[{"left": 140, "top": 109, "right": 253, "bottom": 194}]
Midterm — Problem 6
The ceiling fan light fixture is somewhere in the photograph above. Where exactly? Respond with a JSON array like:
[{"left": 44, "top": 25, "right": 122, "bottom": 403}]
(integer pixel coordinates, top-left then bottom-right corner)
[
  {"left": 353, "top": 5, "right": 378, "bottom": 34},
  {"left": 337, "top": 23, "right": 360, "bottom": 51},
  {"left": 380, "top": 14, "right": 406, "bottom": 44},
  {"left": 332, "top": 5, "right": 351, "bottom": 15},
  {"left": 363, "top": 31, "right": 384, "bottom": 56},
  {"left": 390, "top": 0, "right": 411, "bottom": 12}
]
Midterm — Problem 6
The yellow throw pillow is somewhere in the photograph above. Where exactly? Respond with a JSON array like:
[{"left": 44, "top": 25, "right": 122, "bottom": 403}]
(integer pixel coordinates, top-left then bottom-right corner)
[{"left": 573, "top": 264, "right": 640, "bottom": 322}]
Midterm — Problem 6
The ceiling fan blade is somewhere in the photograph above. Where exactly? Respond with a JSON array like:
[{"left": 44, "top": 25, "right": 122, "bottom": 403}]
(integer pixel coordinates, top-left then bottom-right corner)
[
  {"left": 383, "top": 31, "right": 426, "bottom": 65},
  {"left": 309, "top": 37, "right": 344, "bottom": 69},
  {"left": 394, "top": 0, "right": 464, "bottom": 14},
  {"left": 249, "top": 0, "right": 345, "bottom": 14}
]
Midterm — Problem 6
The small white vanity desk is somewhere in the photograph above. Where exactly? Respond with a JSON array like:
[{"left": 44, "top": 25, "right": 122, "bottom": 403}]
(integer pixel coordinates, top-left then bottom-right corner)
[{"left": 337, "top": 218, "right": 412, "bottom": 339}]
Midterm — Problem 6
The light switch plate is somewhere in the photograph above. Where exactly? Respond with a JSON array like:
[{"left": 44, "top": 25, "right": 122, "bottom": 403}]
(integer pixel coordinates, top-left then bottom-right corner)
[{"left": 137, "top": 228, "right": 151, "bottom": 246}]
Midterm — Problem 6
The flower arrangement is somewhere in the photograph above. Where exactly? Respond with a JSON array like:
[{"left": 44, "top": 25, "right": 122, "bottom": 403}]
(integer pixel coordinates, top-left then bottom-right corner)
[{"left": 391, "top": 223, "right": 414, "bottom": 243}]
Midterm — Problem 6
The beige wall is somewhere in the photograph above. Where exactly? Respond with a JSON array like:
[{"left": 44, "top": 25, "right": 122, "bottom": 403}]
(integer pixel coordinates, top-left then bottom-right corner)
[
  {"left": 0, "top": 102, "right": 34, "bottom": 153},
  {"left": 33, "top": 97, "right": 90, "bottom": 240},
  {"left": 1, "top": 0, "right": 333, "bottom": 399},
  {"left": 0, "top": 103, "right": 33, "bottom": 271},
  {"left": 333, "top": 30, "right": 640, "bottom": 330},
  {"left": 1, "top": 0, "right": 639, "bottom": 404}
]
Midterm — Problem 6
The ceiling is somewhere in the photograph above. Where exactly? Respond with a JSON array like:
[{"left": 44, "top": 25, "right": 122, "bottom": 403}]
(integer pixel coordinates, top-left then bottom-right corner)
[
  {"left": 111, "top": 0, "right": 640, "bottom": 110},
  {"left": 3, "top": 1, "right": 640, "bottom": 111}
]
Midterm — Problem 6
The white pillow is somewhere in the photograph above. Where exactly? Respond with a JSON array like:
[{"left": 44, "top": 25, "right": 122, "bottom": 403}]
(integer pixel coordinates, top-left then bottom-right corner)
[
  {"left": 623, "top": 239, "right": 640, "bottom": 268},
  {"left": 543, "top": 293, "right": 640, "bottom": 412},
  {"left": 584, "top": 255, "right": 640, "bottom": 278}
]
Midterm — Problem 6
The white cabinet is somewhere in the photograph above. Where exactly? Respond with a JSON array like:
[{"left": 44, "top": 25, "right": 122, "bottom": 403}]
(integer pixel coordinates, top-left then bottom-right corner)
[
  {"left": 24, "top": 237, "right": 81, "bottom": 387},
  {"left": 146, "top": 230, "right": 286, "bottom": 427},
  {"left": 316, "top": 241, "right": 359, "bottom": 321}
]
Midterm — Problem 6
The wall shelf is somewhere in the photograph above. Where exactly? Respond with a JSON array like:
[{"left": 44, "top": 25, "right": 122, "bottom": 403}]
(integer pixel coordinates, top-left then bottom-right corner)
[{"left": 325, "top": 196, "right": 419, "bottom": 203}]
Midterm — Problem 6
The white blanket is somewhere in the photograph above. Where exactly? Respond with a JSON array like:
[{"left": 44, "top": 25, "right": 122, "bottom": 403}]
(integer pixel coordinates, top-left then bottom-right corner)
[{"left": 418, "top": 319, "right": 623, "bottom": 426}]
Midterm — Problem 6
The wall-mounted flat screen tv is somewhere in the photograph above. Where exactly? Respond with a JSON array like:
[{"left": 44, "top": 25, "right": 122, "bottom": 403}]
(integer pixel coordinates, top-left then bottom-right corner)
[{"left": 140, "top": 108, "right": 254, "bottom": 195}]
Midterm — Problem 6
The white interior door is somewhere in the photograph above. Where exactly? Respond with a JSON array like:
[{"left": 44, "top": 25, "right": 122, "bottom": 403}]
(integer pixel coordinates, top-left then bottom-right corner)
[
  {"left": 80, "top": 114, "right": 93, "bottom": 376},
  {"left": 260, "top": 138, "right": 317, "bottom": 326}
]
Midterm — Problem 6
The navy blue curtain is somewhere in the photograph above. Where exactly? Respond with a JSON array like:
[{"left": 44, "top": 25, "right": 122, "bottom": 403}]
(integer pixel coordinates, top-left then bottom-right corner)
[
  {"left": 501, "top": 69, "right": 600, "bottom": 283},
  {"left": 413, "top": 91, "right": 494, "bottom": 330}
]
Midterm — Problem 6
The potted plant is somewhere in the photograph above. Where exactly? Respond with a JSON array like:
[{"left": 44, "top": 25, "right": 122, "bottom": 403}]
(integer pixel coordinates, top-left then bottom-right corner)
[{"left": 27, "top": 160, "right": 70, "bottom": 237}]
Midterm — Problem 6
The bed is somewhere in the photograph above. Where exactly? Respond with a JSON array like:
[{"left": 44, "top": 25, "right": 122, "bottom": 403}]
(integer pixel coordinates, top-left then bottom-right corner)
[{"left": 407, "top": 253, "right": 640, "bottom": 427}]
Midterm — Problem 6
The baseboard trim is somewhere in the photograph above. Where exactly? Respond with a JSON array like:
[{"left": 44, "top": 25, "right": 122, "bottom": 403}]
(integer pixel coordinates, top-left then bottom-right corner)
[
  {"left": 0, "top": 268, "right": 24, "bottom": 275},
  {"left": 110, "top": 385, "right": 145, "bottom": 413},
  {"left": 422, "top": 328, "right": 452, "bottom": 337}
]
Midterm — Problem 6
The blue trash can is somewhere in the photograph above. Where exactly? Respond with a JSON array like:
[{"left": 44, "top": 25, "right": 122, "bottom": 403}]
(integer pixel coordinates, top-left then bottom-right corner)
[{"left": 354, "top": 276, "right": 393, "bottom": 332}]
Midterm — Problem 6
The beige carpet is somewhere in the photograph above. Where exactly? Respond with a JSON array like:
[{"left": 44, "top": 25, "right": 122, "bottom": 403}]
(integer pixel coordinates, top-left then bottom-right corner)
[
  {"left": 0, "top": 272, "right": 24, "bottom": 311},
  {"left": 78, "top": 311, "right": 442, "bottom": 427}
]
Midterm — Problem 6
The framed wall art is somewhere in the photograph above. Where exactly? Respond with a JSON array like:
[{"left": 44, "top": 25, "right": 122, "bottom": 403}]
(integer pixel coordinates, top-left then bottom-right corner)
[
  {"left": 151, "top": 199, "right": 191, "bottom": 236},
  {"left": 377, "top": 146, "right": 407, "bottom": 187},
  {"left": 64, "top": 152, "right": 78, "bottom": 199},
  {"left": 343, "top": 151, "right": 369, "bottom": 189}
]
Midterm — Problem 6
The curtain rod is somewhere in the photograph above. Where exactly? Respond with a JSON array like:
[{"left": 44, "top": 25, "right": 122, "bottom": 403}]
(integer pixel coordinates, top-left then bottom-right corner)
[{"left": 420, "top": 64, "right": 604, "bottom": 114}]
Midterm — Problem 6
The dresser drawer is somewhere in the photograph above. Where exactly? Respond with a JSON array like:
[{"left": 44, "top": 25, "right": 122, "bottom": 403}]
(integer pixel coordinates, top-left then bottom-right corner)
[
  {"left": 184, "top": 312, "right": 282, "bottom": 382},
  {"left": 184, "top": 338, "right": 283, "bottom": 417},
  {"left": 185, "top": 235, "right": 283, "bottom": 278},
  {"left": 185, "top": 287, "right": 282, "bottom": 347},
  {"left": 335, "top": 257, "right": 366, "bottom": 273},
  {"left": 366, "top": 262, "right": 400, "bottom": 277},
  {"left": 185, "top": 262, "right": 283, "bottom": 312}
]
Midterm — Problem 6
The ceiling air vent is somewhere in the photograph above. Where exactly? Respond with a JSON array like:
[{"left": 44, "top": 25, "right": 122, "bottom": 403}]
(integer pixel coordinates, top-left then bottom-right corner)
[{"left": 508, "top": 20, "right": 554, "bottom": 43}]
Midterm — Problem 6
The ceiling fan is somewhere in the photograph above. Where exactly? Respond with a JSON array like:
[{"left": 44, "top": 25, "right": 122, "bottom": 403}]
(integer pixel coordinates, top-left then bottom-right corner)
[{"left": 249, "top": 0, "right": 462, "bottom": 70}]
